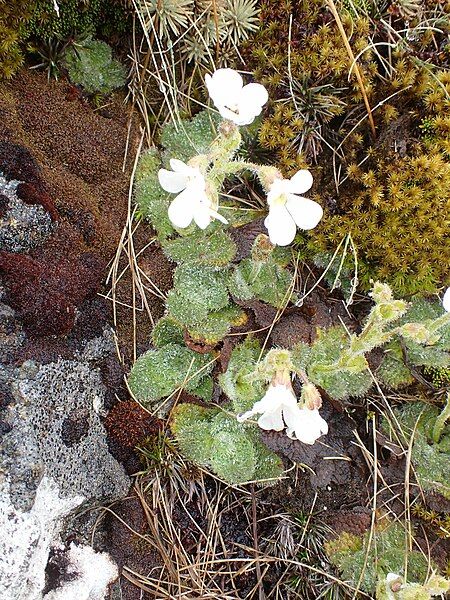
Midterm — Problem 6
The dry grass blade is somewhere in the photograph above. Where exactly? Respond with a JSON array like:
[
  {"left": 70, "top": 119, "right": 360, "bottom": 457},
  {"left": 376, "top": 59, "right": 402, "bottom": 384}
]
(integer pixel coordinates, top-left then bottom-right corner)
[{"left": 326, "top": 0, "right": 376, "bottom": 138}]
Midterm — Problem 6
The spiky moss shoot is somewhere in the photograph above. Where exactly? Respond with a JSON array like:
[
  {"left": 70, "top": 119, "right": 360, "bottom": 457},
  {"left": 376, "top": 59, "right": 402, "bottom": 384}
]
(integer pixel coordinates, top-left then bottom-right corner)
[
  {"left": 0, "top": 0, "right": 37, "bottom": 79},
  {"left": 412, "top": 503, "right": 450, "bottom": 540},
  {"left": 244, "top": 0, "right": 376, "bottom": 171},
  {"left": 301, "top": 326, "right": 373, "bottom": 401},
  {"left": 128, "top": 343, "right": 214, "bottom": 414},
  {"left": 382, "top": 403, "right": 450, "bottom": 499},
  {"left": 162, "top": 227, "right": 237, "bottom": 267},
  {"left": 313, "top": 152, "right": 450, "bottom": 296},
  {"left": 64, "top": 38, "right": 126, "bottom": 95},
  {"left": 152, "top": 316, "right": 185, "bottom": 348},
  {"left": 219, "top": 338, "right": 265, "bottom": 413},
  {"left": 325, "top": 520, "right": 436, "bottom": 594},
  {"left": 244, "top": 0, "right": 450, "bottom": 296},
  {"left": 171, "top": 403, "right": 283, "bottom": 484},
  {"left": 423, "top": 366, "right": 450, "bottom": 389}
]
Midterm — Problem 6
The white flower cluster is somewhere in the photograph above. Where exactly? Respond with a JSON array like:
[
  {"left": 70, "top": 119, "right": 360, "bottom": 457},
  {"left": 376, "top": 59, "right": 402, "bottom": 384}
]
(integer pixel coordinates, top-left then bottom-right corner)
[
  {"left": 158, "top": 68, "right": 324, "bottom": 246},
  {"left": 238, "top": 380, "right": 328, "bottom": 446}
]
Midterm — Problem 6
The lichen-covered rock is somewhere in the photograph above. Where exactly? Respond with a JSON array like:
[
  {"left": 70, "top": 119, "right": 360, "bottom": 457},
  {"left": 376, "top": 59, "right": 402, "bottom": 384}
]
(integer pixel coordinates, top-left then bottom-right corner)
[
  {"left": 2, "top": 354, "right": 129, "bottom": 511},
  {"left": 0, "top": 174, "right": 54, "bottom": 252},
  {"left": 0, "top": 327, "right": 128, "bottom": 599}
]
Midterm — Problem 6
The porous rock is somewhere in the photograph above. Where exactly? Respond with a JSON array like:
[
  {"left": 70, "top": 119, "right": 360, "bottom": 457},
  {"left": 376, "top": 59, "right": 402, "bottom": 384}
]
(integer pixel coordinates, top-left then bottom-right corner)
[{"left": 0, "top": 327, "right": 129, "bottom": 599}]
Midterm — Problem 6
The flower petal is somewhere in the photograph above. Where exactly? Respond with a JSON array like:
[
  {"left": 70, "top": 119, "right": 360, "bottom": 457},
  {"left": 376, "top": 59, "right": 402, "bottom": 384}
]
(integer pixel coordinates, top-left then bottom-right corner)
[
  {"left": 287, "top": 169, "right": 314, "bottom": 194},
  {"left": 209, "top": 207, "right": 228, "bottom": 224},
  {"left": 264, "top": 204, "right": 297, "bottom": 246},
  {"left": 167, "top": 189, "right": 195, "bottom": 228},
  {"left": 193, "top": 204, "right": 212, "bottom": 230},
  {"left": 235, "top": 83, "right": 269, "bottom": 124},
  {"left": 205, "top": 68, "right": 243, "bottom": 108},
  {"left": 217, "top": 105, "right": 243, "bottom": 124},
  {"left": 258, "top": 408, "right": 285, "bottom": 431},
  {"left": 267, "top": 178, "right": 289, "bottom": 205},
  {"left": 169, "top": 158, "right": 192, "bottom": 175},
  {"left": 158, "top": 168, "right": 187, "bottom": 194},
  {"left": 285, "top": 195, "right": 323, "bottom": 230},
  {"left": 240, "top": 82, "right": 269, "bottom": 110},
  {"left": 285, "top": 408, "right": 328, "bottom": 445},
  {"left": 443, "top": 287, "right": 450, "bottom": 312}
]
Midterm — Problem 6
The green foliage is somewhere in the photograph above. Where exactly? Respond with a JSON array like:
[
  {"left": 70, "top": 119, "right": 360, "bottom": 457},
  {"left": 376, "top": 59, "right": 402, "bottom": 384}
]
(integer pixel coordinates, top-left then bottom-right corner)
[
  {"left": 185, "top": 305, "right": 247, "bottom": 345},
  {"left": 295, "top": 325, "right": 373, "bottom": 400},
  {"left": 377, "top": 298, "right": 450, "bottom": 389},
  {"left": 382, "top": 402, "right": 450, "bottom": 499},
  {"left": 376, "top": 575, "right": 450, "bottom": 600},
  {"left": 162, "top": 228, "right": 237, "bottom": 267},
  {"left": 152, "top": 316, "right": 184, "bottom": 348},
  {"left": 325, "top": 520, "right": 435, "bottom": 594},
  {"left": 64, "top": 38, "right": 126, "bottom": 94},
  {"left": 165, "top": 262, "right": 248, "bottom": 344},
  {"left": 229, "top": 235, "right": 294, "bottom": 308},
  {"left": 0, "top": 0, "right": 131, "bottom": 81},
  {"left": 171, "top": 403, "right": 284, "bottom": 484},
  {"left": 26, "top": 0, "right": 131, "bottom": 42},
  {"left": 219, "top": 338, "right": 265, "bottom": 413},
  {"left": 160, "top": 111, "right": 220, "bottom": 164},
  {"left": 167, "top": 263, "right": 229, "bottom": 325},
  {"left": 134, "top": 112, "right": 222, "bottom": 239},
  {"left": 128, "top": 343, "right": 213, "bottom": 414}
]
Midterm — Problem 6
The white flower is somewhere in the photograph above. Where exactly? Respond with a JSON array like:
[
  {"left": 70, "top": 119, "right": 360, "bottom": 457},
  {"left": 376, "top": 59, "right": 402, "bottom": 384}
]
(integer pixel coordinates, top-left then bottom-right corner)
[
  {"left": 443, "top": 287, "right": 450, "bottom": 312},
  {"left": 264, "top": 170, "right": 323, "bottom": 246},
  {"left": 237, "top": 381, "right": 328, "bottom": 445},
  {"left": 237, "top": 382, "right": 299, "bottom": 431},
  {"left": 205, "top": 68, "right": 268, "bottom": 126},
  {"left": 285, "top": 407, "right": 328, "bottom": 445},
  {"left": 158, "top": 159, "right": 227, "bottom": 230}
]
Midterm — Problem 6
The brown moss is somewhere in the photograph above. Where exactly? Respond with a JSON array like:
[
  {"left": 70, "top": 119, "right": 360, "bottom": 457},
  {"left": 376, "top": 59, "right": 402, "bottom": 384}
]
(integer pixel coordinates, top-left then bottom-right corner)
[
  {"left": 0, "top": 70, "right": 137, "bottom": 261},
  {"left": 105, "top": 399, "right": 160, "bottom": 448},
  {"left": 0, "top": 250, "right": 104, "bottom": 336}
]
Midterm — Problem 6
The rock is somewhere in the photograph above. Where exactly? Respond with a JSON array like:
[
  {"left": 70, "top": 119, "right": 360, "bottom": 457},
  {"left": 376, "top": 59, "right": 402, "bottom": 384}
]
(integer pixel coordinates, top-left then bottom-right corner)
[
  {"left": 0, "top": 324, "right": 129, "bottom": 599},
  {"left": 2, "top": 343, "right": 129, "bottom": 511},
  {"left": 0, "top": 174, "right": 54, "bottom": 253},
  {"left": 44, "top": 543, "right": 118, "bottom": 600},
  {"left": 0, "top": 477, "right": 84, "bottom": 600}
]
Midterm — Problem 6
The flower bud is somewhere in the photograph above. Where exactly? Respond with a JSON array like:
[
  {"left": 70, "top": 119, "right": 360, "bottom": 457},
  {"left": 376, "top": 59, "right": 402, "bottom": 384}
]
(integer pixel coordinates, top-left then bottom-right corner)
[
  {"left": 300, "top": 382, "right": 322, "bottom": 410},
  {"left": 251, "top": 234, "right": 275, "bottom": 261}
]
